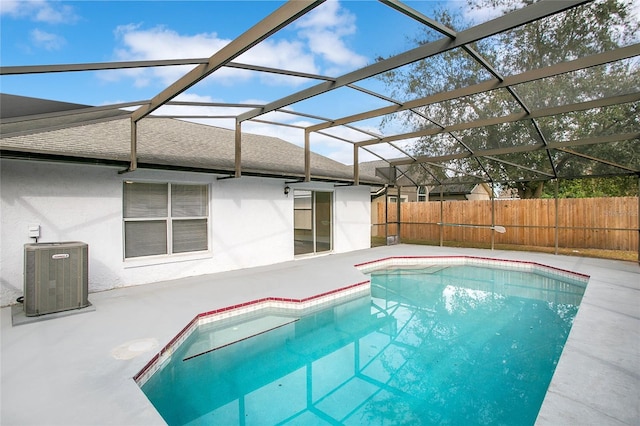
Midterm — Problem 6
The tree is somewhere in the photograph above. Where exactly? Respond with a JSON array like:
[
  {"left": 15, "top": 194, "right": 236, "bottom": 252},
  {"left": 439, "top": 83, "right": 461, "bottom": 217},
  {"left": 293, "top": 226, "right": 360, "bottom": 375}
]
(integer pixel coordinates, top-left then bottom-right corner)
[
  {"left": 541, "top": 175, "right": 638, "bottom": 198},
  {"left": 378, "top": 0, "right": 639, "bottom": 198}
]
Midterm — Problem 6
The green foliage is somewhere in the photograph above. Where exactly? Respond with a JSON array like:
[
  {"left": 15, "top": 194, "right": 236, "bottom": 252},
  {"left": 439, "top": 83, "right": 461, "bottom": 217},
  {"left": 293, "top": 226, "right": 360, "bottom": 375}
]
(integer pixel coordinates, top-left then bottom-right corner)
[
  {"left": 541, "top": 176, "right": 638, "bottom": 198},
  {"left": 377, "top": 0, "right": 639, "bottom": 197}
]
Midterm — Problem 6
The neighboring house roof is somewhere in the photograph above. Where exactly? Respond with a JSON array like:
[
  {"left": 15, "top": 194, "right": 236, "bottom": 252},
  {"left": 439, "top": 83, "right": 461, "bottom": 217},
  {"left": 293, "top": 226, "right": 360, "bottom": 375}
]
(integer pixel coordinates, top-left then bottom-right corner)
[
  {"left": 0, "top": 94, "right": 381, "bottom": 184},
  {"left": 358, "top": 160, "right": 418, "bottom": 187},
  {"left": 429, "top": 183, "right": 491, "bottom": 195},
  {"left": 360, "top": 159, "right": 496, "bottom": 195}
]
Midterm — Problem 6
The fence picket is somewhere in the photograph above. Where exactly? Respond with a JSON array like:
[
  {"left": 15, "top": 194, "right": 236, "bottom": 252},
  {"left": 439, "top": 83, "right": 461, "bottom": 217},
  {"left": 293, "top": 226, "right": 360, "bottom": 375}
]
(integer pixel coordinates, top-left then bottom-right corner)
[{"left": 375, "top": 197, "right": 638, "bottom": 251}]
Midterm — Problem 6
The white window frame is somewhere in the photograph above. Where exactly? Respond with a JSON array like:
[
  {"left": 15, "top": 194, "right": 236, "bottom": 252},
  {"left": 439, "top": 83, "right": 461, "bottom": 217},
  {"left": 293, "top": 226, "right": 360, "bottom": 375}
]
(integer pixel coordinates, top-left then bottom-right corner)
[
  {"left": 293, "top": 189, "right": 333, "bottom": 256},
  {"left": 123, "top": 181, "right": 210, "bottom": 260},
  {"left": 417, "top": 186, "right": 427, "bottom": 202},
  {"left": 388, "top": 194, "right": 408, "bottom": 203}
]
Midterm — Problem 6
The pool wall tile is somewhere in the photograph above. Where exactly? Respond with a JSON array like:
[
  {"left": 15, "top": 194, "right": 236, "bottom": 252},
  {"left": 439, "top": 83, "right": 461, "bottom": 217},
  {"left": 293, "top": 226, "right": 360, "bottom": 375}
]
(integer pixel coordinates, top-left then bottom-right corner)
[{"left": 354, "top": 256, "right": 588, "bottom": 286}]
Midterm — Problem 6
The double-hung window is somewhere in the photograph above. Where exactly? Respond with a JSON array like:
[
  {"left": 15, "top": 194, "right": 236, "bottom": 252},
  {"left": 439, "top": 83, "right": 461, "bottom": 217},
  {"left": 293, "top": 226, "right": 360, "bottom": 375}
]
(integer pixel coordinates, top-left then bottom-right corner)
[{"left": 123, "top": 182, "right": 209, "bottom": 259}]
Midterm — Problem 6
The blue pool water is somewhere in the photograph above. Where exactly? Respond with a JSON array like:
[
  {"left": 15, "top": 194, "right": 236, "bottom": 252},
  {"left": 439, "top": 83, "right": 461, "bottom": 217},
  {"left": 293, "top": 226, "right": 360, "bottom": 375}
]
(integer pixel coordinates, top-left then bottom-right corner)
[{"left": 141, "top": 264, "right": 586, "bottom": 425}]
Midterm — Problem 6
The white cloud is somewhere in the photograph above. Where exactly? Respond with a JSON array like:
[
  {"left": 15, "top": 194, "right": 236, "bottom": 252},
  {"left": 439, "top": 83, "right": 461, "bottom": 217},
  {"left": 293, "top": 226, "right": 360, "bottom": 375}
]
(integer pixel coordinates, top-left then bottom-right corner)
[
  {"left": 30, "top": 28, "right": 65, "bottom": 50},
  {"left": 108, "top": 25, "right": 227, "bottom": 86},
  {"left": 0, "top": 0, "right": 21, "bottom": 15},
  {"left": 98, "top": 0, "right": 377, "bottom": 164},
  {"left": 114, "top": 24, "right": 228, "bottom": 60},
  {"left": 106, "top": 0, "right": 369, "bottom": 88},
  {"left": 107, "top": 24, "right": 319, "bottom": 87},
  {"left": 294, "top": 0, "right": 368, "bottom": 72},
  {"left": 1, "top": 0, "right": 78, "bottom": 24},
  {"left": 459, "top": 0, "right": 535, "bottom": 25},
  {"left": 236, "top": 39, "right": 318, "bottom": 81}
]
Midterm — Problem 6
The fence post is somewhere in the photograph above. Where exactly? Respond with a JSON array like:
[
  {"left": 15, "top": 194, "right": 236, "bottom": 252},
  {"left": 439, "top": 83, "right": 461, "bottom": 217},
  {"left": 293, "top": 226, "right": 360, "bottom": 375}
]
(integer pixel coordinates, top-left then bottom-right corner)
[
  {"left": 384, "top": 185, "right": 389, "bottom": 244},
  {"left": 491, "top": 182, "right": 495, "bottom": 251},
  {"left": 397, "top": 184, "right": 401, "bottom": 243},
  {"left": 439, "top": 186, "right": 444, "bottom": 247},
  {"left": 555, "top": 179, "right": 559, "bottom": 255}
]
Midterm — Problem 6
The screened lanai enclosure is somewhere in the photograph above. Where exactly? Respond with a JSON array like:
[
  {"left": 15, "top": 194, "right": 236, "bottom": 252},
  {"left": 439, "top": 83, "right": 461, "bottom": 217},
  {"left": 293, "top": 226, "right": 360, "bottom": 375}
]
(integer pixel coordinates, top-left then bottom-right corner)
[{"left": 1, "top": 0, "right": 639, "bottom": 258}]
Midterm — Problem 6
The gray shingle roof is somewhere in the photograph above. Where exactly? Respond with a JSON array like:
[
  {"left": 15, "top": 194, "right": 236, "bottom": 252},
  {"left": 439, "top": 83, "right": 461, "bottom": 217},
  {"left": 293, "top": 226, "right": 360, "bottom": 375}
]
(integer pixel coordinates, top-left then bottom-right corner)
[
  {"left": 358, "top": 160, "right": 418, "bottom": 187},
  {"left": 1, "top": 93, "right": 96, "bottom": 119},
  {"left": 1, "top": 96, "right": 381, "bottom": 184},
  {"left": 429, "top": 184, "right": 483, "bottom": 195}
]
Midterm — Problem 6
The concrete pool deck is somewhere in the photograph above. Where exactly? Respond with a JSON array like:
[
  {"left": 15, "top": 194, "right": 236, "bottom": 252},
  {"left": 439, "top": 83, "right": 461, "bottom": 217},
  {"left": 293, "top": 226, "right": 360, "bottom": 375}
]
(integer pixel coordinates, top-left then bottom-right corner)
[{"left": 1, "top": 245, "right": 638, "bottom": 425}]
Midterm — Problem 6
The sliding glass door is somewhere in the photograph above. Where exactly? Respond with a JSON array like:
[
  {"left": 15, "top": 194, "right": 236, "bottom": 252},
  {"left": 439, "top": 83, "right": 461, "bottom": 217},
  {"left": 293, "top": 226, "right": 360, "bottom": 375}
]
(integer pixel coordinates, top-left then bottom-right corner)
[{"left": 293, "top": 190, "right": 332, "bottom": 255}]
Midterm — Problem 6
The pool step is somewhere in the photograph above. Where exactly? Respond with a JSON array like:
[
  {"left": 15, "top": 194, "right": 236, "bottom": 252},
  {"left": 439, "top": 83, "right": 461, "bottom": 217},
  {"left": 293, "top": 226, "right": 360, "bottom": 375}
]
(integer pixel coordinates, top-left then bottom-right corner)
[
  {"left": 182, "top": 315, "right": 298, "bottom": 361},
  {"left": 373, "top": 265, "right": 450, "bottom": 276}
]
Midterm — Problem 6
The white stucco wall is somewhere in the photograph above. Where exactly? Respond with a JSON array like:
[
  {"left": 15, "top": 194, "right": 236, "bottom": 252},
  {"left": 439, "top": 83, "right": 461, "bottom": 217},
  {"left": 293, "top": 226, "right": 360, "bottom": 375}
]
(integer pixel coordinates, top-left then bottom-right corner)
[
  {"left": 333, "top": 185, "right": 372, "bottom": 253},
  {"left": 0, "top": 159, "right": 371, "bottom": 306},
  {"left": 466, "top": 184, "right": 491, "bottom": 201}
]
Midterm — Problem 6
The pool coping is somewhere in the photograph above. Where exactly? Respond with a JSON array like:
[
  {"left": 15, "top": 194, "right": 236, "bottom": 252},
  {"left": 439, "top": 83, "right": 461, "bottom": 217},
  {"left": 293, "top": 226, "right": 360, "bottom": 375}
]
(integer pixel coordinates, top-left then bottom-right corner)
[{"left": 355, "top": 255, "right": 590, "bottom": 283}]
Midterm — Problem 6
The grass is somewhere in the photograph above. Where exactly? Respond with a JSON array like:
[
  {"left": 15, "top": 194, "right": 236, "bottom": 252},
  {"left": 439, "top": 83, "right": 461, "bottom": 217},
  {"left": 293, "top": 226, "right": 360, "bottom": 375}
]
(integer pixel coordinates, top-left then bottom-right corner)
[{"left": 371, "top": 236, "right": 638, "bottom": 263}]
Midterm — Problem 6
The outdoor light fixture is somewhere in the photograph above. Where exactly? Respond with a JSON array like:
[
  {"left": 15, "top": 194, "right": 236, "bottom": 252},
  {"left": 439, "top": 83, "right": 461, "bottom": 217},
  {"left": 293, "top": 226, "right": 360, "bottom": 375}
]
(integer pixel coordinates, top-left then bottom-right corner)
[{"left": 284, "top": 186, "right": 290, "bottom": 196}]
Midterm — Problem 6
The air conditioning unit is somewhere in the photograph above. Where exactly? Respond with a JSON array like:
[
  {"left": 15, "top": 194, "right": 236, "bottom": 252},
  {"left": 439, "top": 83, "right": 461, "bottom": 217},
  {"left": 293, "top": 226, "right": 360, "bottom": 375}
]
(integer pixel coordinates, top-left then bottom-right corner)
[{"left": 24, "top": 242, "right": 89, "bottom": 316}]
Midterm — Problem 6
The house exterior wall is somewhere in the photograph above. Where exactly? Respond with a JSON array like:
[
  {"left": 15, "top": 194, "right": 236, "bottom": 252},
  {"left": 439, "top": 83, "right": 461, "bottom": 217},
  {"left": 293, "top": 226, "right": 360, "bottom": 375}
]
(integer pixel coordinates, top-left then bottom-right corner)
[
  {"left": 0, "top": 159, "right": 371, "bottom": 306},
  {"left": 466, "top": 184, "right": 492, "bottom": 201},
  {"left": 333, "top": 185, "right": 371, "bottom": 253},
  {"left": 428, "top": 193, "right": 468, "bottom": 201}
]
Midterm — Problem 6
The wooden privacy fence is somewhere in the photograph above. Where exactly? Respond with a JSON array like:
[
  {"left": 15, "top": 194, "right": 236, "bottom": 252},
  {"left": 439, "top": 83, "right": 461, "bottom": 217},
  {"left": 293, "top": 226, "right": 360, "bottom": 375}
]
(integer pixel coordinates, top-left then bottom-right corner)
[{"left": 375, "top": 197, "right": 639, "bottom": 252}]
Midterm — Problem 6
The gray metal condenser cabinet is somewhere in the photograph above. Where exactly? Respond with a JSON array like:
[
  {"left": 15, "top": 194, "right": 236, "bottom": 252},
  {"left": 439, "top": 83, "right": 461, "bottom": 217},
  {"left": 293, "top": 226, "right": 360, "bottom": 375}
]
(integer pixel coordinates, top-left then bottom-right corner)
[{"left": 24, "top": 242, "right": 89, "bottom": 316}]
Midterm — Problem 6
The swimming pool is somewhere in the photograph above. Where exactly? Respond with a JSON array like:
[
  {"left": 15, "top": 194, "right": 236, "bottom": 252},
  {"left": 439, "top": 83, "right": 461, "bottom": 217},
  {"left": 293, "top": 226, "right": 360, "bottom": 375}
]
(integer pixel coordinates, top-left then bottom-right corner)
[{"left": 137, "top": 257, "right": 587, "bottom": 425}]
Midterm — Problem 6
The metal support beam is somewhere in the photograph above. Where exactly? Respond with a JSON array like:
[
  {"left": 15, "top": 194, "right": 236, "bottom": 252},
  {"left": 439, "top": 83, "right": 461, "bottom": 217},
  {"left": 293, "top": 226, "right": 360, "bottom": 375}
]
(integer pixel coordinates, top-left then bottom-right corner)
[
  {"left": 0, "top": 102, "right": 144, "bottom": 124},
  {"left": 307, "top": 44, "right": 639, "bottom": 133},
  {"left": 130, "top": 1, "right": 323, "bottom": 123},
  {"left": 349, "top": 82, "right": 490, "bottom": 183},
  {"left": 555, "top": 179, "right": 559, "bottom": 255},
  {"left": 484, "top": 155, "right": 556, "bottom": 178},
  {"left": 305, "top": 130, "right": 311, "bottom": 182},
  {"left": 381, "top": 0, "right": 505, "bottom": 82},
  {"left": 439, "top": 187, "right": 444, "bottom": 247},
  {"left": 353, "top": 145, "right": 360, "bottom": 185},
  {"left": 357, "top": 92, "right": 640, "bottom": 149},
  {"left": 396, "top": 184, "right": 402, "bottom": 243},
  {"left": 235, "top": 120, "right": 242, "bottom": 178},
  {"left": 1, "top": 58, "right": 337, "bottom": 85},
  {"left": 130, "top": 118, "right": 137, "bottom": 172},
  {"left": 0, "top": 59, "right": 207, "bottom": 75},
  {"left": 385, "top": 185, "right": 389, "bottom": 243},
  {"left": 491, "top": 182, "right": 495, "bottom": 250},
  {"left": 121, "top": 0, "right": 323, "bottom": 175},
  {"left": 555, "top": 148, "right": 639, "bottom": 173},
  {"left": 390, "top": 132, "right": 640, "bottom": 167},
  {"left": 239, "top": 0, "right": 590, "bottom": 123}
]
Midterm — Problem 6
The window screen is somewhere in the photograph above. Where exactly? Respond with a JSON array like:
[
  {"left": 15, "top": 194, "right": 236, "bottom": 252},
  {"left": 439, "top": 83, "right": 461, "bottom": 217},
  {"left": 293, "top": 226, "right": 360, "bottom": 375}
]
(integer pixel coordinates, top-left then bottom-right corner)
[
  {"left": 125, "top": 220, "right": 167, "bottom": 258},
  {"left": 173, "top": 219, "right": 208, "bottom": 253},
  {"left": 123, "top": 182, "right": 209, "bottom": 259},
  {"left": 123, "top": 182, "right": 167, "bottom": 218}
]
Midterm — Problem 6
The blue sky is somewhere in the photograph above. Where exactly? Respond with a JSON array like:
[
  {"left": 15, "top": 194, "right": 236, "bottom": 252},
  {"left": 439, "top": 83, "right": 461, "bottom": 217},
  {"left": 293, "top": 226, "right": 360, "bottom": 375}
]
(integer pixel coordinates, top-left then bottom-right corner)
[{"left": 0, "top": 0, "right": 488, "bottom": 163}]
